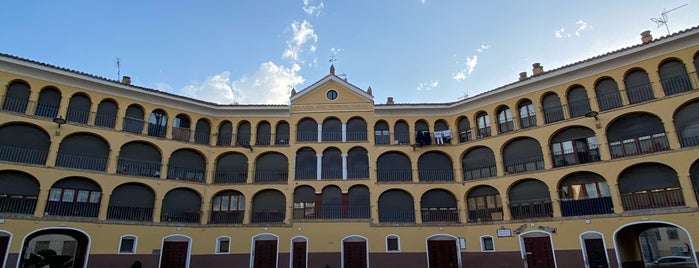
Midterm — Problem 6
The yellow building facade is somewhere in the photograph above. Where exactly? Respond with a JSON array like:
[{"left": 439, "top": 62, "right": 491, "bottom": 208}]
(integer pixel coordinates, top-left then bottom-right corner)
[{"left": 1, "top": 27, "right": 699, "bottom": 268}]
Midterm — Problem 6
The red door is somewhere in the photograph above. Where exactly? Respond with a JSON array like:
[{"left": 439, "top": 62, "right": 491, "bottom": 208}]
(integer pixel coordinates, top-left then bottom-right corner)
[
  {"left": 343, "top": 241, "right": 367, "bottom": 268},
  {"left": 0, "top": 236, "right": 8, "bottom": 267},
  {"left": 427, "top": 240, "right": 458, "bottom": 268},
  {"left": 254, "top": 240, "right": 277, "bottom": 268},
  {"left": 161, "top": 241, "right": 188, "bottom": 268},
  {"left": 292, "top": 241, "right": 307, "bottom": 268},
  {"left": 524, "top": 237, "right": 555, "bottom": 268}
]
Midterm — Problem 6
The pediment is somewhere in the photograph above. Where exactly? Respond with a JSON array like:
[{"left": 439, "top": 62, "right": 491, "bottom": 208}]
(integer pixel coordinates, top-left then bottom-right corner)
[{"left": 290, "top": 74, "right": 374, "bottom": 113}]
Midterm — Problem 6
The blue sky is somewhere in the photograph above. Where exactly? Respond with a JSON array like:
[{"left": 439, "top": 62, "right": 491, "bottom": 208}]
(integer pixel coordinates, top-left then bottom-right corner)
[{"left": 2, "top": 0, "right": 699, "bottom": 105}]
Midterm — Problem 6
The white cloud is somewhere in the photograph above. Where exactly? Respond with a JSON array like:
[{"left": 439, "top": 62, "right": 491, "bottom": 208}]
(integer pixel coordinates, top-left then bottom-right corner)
[
  {"left": 180, "top": 72, "right": 238, "bottom": 104},
  {"left": 452, "top": 54, "right": 479, "bottom": 81},
  {"left": 302, "top": 0, "right": 324, "bottom": 16},
  {"left": 465, "top": 55, "right": 477, "bottom": 74},
  {"left": 417, "top": 80, "right": 439, "bottom": 91},
  {"left": 476, "top": 44, "right": 491, "bottom": 52},
  {"left": 555, "top": 28, "right": 565, "bottom": 38},
  {"left": 283, "top": 20, "right": 318, "bottom": 63},
  {"left": 452, "top": 71, "right": 466, "bottom": 81},
  {"left": 575, "top": 19, "right": 588, "bottom": 37},
  {"left": 231, "top": 62, "right": 305, "bottom": 104}
]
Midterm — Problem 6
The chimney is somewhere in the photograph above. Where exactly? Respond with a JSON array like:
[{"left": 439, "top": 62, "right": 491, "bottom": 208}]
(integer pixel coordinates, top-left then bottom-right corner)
[
  {"left": 641, "top": 30, "right": 653, "bottom": 44},
  {"left": 532, "top": 63, "right": 544, "bottom": 76},
  {"left": 519, "top": 72, "right": 528, "bottom": 81},
  {"left": 121, "top": 76, "right": 131, "bottom": 85},
  {"left": 386, "top": 97, "right": 394, "bottom": 105}
]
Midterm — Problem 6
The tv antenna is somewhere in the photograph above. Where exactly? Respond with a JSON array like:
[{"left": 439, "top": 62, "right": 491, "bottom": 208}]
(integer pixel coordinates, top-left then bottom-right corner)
[
  {"left": 651, "top": 4, "right": 687, "bottom": 35},
  {"left": 115, "top": 57, "right": 121, "bottom": 80},
  {"left": 458, "top": 89, "right": 469, "bottom": 100}
]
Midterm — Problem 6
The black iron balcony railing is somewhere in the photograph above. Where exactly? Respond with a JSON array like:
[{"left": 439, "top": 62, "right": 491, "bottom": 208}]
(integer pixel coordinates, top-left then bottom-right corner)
[
  {"left": 254, "top": 169, "right": 288, "bottom": 182},
  {"left": 552, "top": 147, "right": 600, "bottom": 167},
  {"left": 504, "top": 156, "right": 544, "bottom": 174},
  {"left": 509, "top": 199, "right": 553, "bottom": 220},
  {"left": 378, "top": 208, "right": 415, "bottom": 223},
  {"left": 94, "top": 112, "right": 116, "bottom": 128},
  {"left": 0, "top": 195, "right": 37, "bottom": 215},
  {"left": 421, "top": 207, "right": 459, "bottom": 223},
  {"left": 620, "top": 188, "right": 685, "bottom": 211},
  {"left": 194, "top": 131, "right": 210, "bottom": 145},
  {"left": 295, "top": 167, "right": 317, "bottom": 180},
  {"left": 160, "top": 208, "right": 200, "bottom": 223},
  {"left": 275, "top": 134, "right": 290, "bottom": 145},
  {"left": 106, "top": 205, "right": 153, "bottom": 222},
  {"left": 34, "top": 103, "right": 60, "bottom": 118},
  {"left": 251, "top": 209, "right": 285, "bottom": 223},
  {"left": 122, "top": 117, "right": 145, "bottom": 134},
  {"left": 497, "top": 121, "right": 514, "bottom": 134},
  {"left": 543, "top": 105, "right": 565, "bottom": 123},
  {"left": 458, "top": 129, "right": 473, "bottom": 143},
  {"left": 346, "top": 131, "right": 368, "bottom": 141},
  {"left": 217, "top": 132, "right": 233, "bottom": 146},
  {"left": 209, "top": 210, "right": 244, "bottom": 224},
  {"left": 559, "top": 196, "right": 614, "bottom": 217},
  {"left": 609, "top": 133, "right": 670, "bottom": 159},
  {"left": 394, "top": 132, "right": 410, "bottom": 144},
  {"left": 66, "top": 107, "right": 90, "bottom": 124},
  {"left": 467, "top": 207, "right": 503, "bottom": 223},
  {"left": 213, "top": 170, "right": 248, "bottom": 184},
  {"left": 0, "top": 144, "right": 48, "bottom": 165},
  {"left": 45, "top": 201, "right": 99, "bottom": 218},
  {"left": 256, "top": 133, "right": 271, "bottom": 145},
  {"left": 418, "top": 169, "right": 455, "bottom": 182},
  {"left": 347, "top": 167, "right": 369, "bottom": 179},
  {"left": 55, "top": 153, "right": 108, "bottom": 172},
  {"left": 171, "top": 127, "right": 191, "bottom": 142},
  {"left": 677, "top": 130, "right": 699, "bottom": 148},
  {"left": 622, "top": 83, "right": 655, "bottom": 104},
  {"left": 463, "top": 165, "right": 497, "bottom": 180},
  {"left": 148, "top": 123, "right": 167, "bottom": 138},
  {"left": 167, "top": 166, "right": 206, "bottom": 183},
  {"left": 293, "top": 206, "right": 370, "bottom": 220},
  {"left": 375, "top": 132, "right": 390, "bottom": 145},
  {"left": 377, "top": 169, "right": 412, "bottom": 182},
  {"left": 568, "top": 98, "right": 593, "bottom": 117},
  {"left": 321, "top": 167, "right": 342, "bottom": 179},
  {"left": 296, "top": 131, "right": 317, "bottom": 142},
  {"left": 596, "top": 91, "right": 623, "bottom": 111},
  {"left": 2, "top": 96, "right": 29, "bottom": 113},
  {"left": 116, "top": 158, "right": 162, "bottom": 178},
  {"left": 661, "top": 73, "right": 694, "bottom": 96},
  {"left": 322, "top": 131, "right": 342, "bottom": 142},
  {"left": 519, "top": 115, "right": 537, "bottom": 129}
]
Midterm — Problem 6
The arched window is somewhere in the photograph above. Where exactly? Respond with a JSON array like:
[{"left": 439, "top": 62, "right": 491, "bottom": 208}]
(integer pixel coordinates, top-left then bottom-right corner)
[
  {"left": 418, "top": 152, "right": 454, "bottom": 182},
  {"left": 172, "top": 114, "right": 191, "bottom": 142},
  {"left": 503, "top": 138, "right": 544, "bottom": 173},
  {"left": 550, "top": 127, "right": 600, "bottom": 167},
  {"left": 194, "top": 119, "right": 211, "bottom": 145},
  {"left": 251, "top": 190, "right": 285, "bottom": 223},
  {"left": 256, "top": 121, "right": 271, "bottom": 145},
  {"left": 377, "top": 152, "right": 412, "bottom": 182},
  {"left": 95, "top": 99, "right": 117, "bottom": 128},
  {"left": 210, "top": 191, "right": 245, "bottom": 224},
  {"left": 35, "top": 87, "right": 61, "bottom": 118},
  {"left": 674, "top": 101, "right": 699, "bottom": 147},
  {"left": 659, "top": 60, "right": 691, "bottom": 96},
  {"left": 347, "top": 117, "right": 367, "bottom": 141},
  {"left": 476, "top": 112, "right": 491, "bottom": 138},
  {"left": 322, "top": 118, "right": 342, "bottom": 142},
  {"left": 148, "top": 109, "right": 167, "bottom": 138},
  {"left": 618, "top": 163, "right": 685, "bottom": 211},
  {"left": 607, "top": 113, "right": 669, "bottom": 158},
  {"left": 497, "top": 106, "right": 514, "bottom": 134},
  {"left": 236, "top": 121, "right": 251, "bottom": 146},
  {"left": 217, "top": 121, "right": 233, "bottom": 146},
  {"left": 624, "top": 69, "right": 654, "bottom": 104},
  {"left": 558, "top": 172, "right": 612, "bottom": 217},
  {"left": 107, "top": 183, "right": 155, "bottom": 222},
  {"left": 275, "top": 121, "right": 290, "bottom": 144},
  {"left": 378, "top": 190, "right": 415, "bottom": 222},
  {"left": 567, "top": 85, "right": 592, "bottom": 117},
  {"left": 374, "top": 121, "right": 390, "bottom": 145},
  {"left": 3, "top": 81, "right": 30, "bottom": 113},
  {"left": 297, "top": 118, "right": 318, "bottom": 142},
  {"left": 508, "top": 179, "right": 552, "bottom": 219},
  {"left": 595, "top": 78, "right": 622, "bottom": 111},
  {"left": 394, "top": 120, "right": 410, "bottom": 144},
  {"left": 518, "top": 100, "right": 537, "bottom": 128},
  {"left": 160, "top": 188, "right": 201, "bottom": 223},
  {"left": 466, "top": 186, "right": 503, "bottom": 222},
  {"left": 542, "top": 93, "right": 564, "bottom": 123},
  {"left": 457, "top": 116, "right": 472, "bottom": 142},
  {"left": 462, "top": 147, "right": 497, "bottom": 180},
  {"left": 123, "top": 105, "right": 145, "bottom": 134},
  {"left": 295, "top": 148, "right": 317, "bottom": 180},
  {"left": 66, "top": 94, "right": 91, "bottom": 124}
]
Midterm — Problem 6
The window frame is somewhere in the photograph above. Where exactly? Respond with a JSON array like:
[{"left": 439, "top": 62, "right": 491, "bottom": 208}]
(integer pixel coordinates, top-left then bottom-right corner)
[
  {"left": 216, "top": 236, "right": 231, "bottom": 254},
  {"left": 385, "top": 234, "right": 401, "bottom": 253},
  {"left": 480, "top": 235, "right": 495, "bottom": 252},
  {"left": 118, "top": 235, "right": 138, "bottom": 254}
]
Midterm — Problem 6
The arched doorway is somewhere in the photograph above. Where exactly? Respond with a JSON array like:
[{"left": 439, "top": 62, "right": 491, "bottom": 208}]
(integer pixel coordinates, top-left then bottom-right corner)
[
  {"left": 159, "top": 235, "right": 191, "bottom": 268},
  {"left": 250, "top": 233, "right": 278, "bottom": 268},
  {"left": 614, "top": 221, "right": 697, "bottom": 268},
  {"left": 18, "top": 227, "right": 91, "bottom": 268},
  {"left": 580, "top": 232, "right": 610, "bottom": 268},
  {"left": 519, "top": 231, "right": 556, "bottom": 268},
  {"left": 426, "top": 234, "right": 461, "bottom": 268},
  {"left": 342, "top": 235, "right": 368, "bottom": 268}
]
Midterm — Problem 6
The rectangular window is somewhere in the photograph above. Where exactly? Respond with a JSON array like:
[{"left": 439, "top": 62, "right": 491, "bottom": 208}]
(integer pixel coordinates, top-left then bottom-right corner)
[
  {"left": 387, "top": 237, "right": 399, "bottom": 252},
  {"left": 62, "top": 189, "right": 75, "bottom": 202},
  {"left": 482, "top": 237, "right": 495, "bottom": 251},
  {"left": 119, "top": 237, "right": 136, "bottom": 253},
  {"left": 35, "top": 241, "right": 51, "bottom": 252},
  {"left": 76, "top": 190, "right": 90, "bottom": 202},
  {"left": 49, "top": 189, "right": 62, "bottom": 201},
  {"left": 62, "top": 241, "right": 77, "bottom": 256},
  {"left": 217, "top": 238, "right": 230, "bottom": 253},
  {"left": 667, "top": 229, "right": 679, "bottom": 240},
  {"left": 89, "top": 192, "right": 101, "bottom": 203}
]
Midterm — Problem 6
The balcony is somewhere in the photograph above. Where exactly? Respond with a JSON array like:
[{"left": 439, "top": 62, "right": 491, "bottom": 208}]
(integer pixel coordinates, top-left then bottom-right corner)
[
  {"left": 296, "top": 131, "right": 317, "bottom": 142},
  {"left": 543, "top": 105, "right": 565, "bottom": 123},
  {"left": 661, "top": 73, "right": 693, "bottom": 96},
  {"left": 678, "top": 131, "right": 699, "bottom": 148},
  {"left": 122, "top": 117, "right": 145, "bottom": 134},
  {"left": 321, "top": 167, "right": 343, "bottom": 179},
  {"left": 116, "top": 158, "right": 161, "bottom": 178},
  {"left": 209, "top": 210, "right": 244, "bottom": 224},
  {"left": 568, "top": 98, "right": 593, "bottom": 117},
  {"left": 2, "top": 96, "right": 29, "bottom": 113},
  {"left": 377, "top": 169, "right": 412, "bottom": 182},
  {"left": 167, "top": 166, "right": 206, "bottom": 183},
  {"left": 106, "top": 205, "right": 153, "bottom": 222},
  {"left": 378, "top": 208, "right": 415, "bottom": 223},
  {"left": 254, "top": 169, "right": 288, "bottom": 183},
  {"left": 421, "top": 208, "right": 459, "bottom": 223},
  {"left": 0, "top": 195, "right": 37, "bottom": 215},
  {"left": 55, "top": 153, "right": 108, "bottom": 172},
  {"left": 418, "top": 169, "right": 454, "bottom": 182},
  {"left": 467, "top": 207, "right": 503, "bottom": 223},
  {"left": 256, "top": 133, "right": 271, "bottom": 145},
  {"left": 147, "top": 123, "right": 167, "bottom": 138},
  {"left": 171, "top": 127, "right": 191, "bottom": 142},
  {"left": 45, "top": 201, "right": 99, "bottom": 218},
  {"left": 194, "top": 131, "right": 210, "bottom": 145},
  {"left": 504, "top": 156, "right": 544, "bottom": 174},
  {"left": 66, "top": 107, "right": 90, "bottom": 124},
  {"left": 509, "top": 199, "right": 553, "bottom": 220},
  {"left": 0, "top": 144, "right": 48, "bottom": 165},
  {"left": 552, "top": 147, "right": 600, "bottom": 167},
  {"left": 161, "top": 208, "right": 200, "bottom": 223},
  {"left": 251, "top": 209, "right": 284, "bottom": 223},
  {"left": 293, "top": 206, "right": 370, "bottom": 220},
  {"left": 213, "top": 170, "right": 247, "bottom": 184},
  {"left": 620, "top": 188, "right": 685, "bottom": 211},
  {"left": 34, "top": 102, "right": 60, "bottom": 118},
  {"left": 609, "top": 133, "right": 669, "bottom": 159},
  {"left": 559, "top": 196, "right": 614, "bottom": 217},
  {"left": 623, "top": 83, "right": 655, "bottom": 104},
  {"left": 463, "top": 165, "right": 497, "bottom": 180},
  {"left": 596, "top": 92, "right": 623, "bottom": 111},
  {"left": 347, "top": 167, "right": 369, "bottom": 179},
  {"left": 346, "top": 131, "right": 367, "bottom": 141},
  {"left": 322, "top": 131, "right": 342, "bottom": 142},
  {"left": 295, "top": 167, "right": 317, "bottom": 180},
  {"left": 94, "top": 112, "right": 117, "bottom": 128}
]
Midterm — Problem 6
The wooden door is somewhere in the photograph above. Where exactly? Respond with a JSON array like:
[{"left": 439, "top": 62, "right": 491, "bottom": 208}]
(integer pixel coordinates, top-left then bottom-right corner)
[
  {"left": 343, "top": 241, "right": 367, "bottom": 268},
  {"left": 292, "top": 241, "right": 307, "bottom": 268},
  {"left": 161, "top": 241, "right": 188, "bottom": 268},
  {"left": 524, "top": 237, "right": 555, "bottom": 268},
  {"left": 584, "top": 238, "right": 608, "bottom": 268},
  {"left": 254, "top": 240, "right": 277, "bottom": 268},
  {"left": 0, "top": 236, "right": 8, "bottom": 267},
  {"left": 427, "top": 240, "right": 458, "bottom": 268}
]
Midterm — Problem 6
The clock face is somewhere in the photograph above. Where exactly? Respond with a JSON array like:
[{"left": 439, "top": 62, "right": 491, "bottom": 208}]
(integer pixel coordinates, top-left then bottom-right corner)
[{"left": 326, "top": 89, "right": 338, "bottom": 100}]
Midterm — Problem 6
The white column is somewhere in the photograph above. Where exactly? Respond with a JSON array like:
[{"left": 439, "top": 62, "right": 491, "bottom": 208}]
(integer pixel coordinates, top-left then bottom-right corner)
[
  {"left": 316, "top": 153, "right": 323, "bottom": 180},
  {"left": 342, "top": 123, "right": 347, "bottom": 142},
  {"left": 341, "top": 153, "right": 348, "bottom": 180},
  {"left": 317, "top": 124, "right": 322, "bottom": 142}
]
